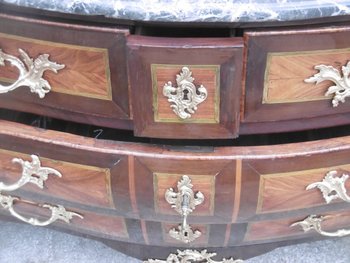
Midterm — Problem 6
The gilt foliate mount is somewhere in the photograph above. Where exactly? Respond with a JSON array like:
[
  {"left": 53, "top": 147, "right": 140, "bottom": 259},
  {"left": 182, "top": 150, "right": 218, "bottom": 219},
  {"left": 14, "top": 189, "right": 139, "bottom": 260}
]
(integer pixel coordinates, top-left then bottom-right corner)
[
  {"left": 144, "top": 249, "right": 244, "bottom": 263},
  {"left": 305, "top": 61, "right": 350, "bottom": 107},
  {"left": 163, "top": 67, "right": 208, "bottom": 119},
  {"left": 0, "top": 48, "right": 64, "bottom": 98}
]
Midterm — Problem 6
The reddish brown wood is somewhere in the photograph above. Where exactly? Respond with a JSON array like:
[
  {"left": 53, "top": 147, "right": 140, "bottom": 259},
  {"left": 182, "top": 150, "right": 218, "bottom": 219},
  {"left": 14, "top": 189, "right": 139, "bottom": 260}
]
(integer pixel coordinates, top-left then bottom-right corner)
[
  {"left": 0, "top": 13, "right": 132, "bottom": 130},
  {"left": 242, "top": 26, "right": 350, "bottom": 134},
  {"left": 127, "top": 35, "right": 243, "bottom": 139}
]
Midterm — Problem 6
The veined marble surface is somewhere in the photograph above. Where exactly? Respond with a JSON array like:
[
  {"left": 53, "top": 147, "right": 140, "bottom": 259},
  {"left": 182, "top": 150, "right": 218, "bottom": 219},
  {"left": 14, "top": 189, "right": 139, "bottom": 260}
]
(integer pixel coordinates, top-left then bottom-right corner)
[{"left": 2, "top": 0, "right": 350, "bottom": 23}]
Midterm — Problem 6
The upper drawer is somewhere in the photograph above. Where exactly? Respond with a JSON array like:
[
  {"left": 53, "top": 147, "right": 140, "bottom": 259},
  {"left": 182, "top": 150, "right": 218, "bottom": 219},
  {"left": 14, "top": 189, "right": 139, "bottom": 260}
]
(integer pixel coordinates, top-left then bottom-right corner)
[
  {"left": 243, "top": 26, "right": 350, "bottom": 134},
  {"left": 127, "top": 36, "right": 243, "bottom": 139},
  {"left": 0, "top": 14, "right": 131, "bottom": 129}
]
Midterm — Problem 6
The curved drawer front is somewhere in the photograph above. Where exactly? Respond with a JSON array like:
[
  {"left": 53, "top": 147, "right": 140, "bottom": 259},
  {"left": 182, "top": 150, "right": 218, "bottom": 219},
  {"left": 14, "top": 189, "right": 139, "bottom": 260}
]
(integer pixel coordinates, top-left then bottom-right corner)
[
  {"left": 0, "top": 14, "right": 131, "bottom": 129},
  {"left": 2, "top": 119, "right": 350, "bottom": 225},
  {"left": 127, "top": 36, "right": 243, "bottom": 139},
  {"left": 0, "top": 150, "right": 118, "bottom": 209},
  {"left": 244, "top": 209, "right": 350, "bottom": 244},
  {"left": 243, "top": 26, "right": 350, "bottom": 134}
]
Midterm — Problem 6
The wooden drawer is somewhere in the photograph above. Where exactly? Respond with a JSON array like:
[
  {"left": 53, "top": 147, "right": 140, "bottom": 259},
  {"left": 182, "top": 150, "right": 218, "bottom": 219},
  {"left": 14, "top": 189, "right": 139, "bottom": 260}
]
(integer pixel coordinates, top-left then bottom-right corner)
[
  {"left": 243, "top": 26, "right": 350, "bottom": 134},
  {"left": 244, "top": 209, "right": 350, "bottom": 244},
  {"left": 238, "top": 138, "right": 350, "bottom": 221},
  {"left": 0, "top": 14, "right": 131, "bottom": 129},
  {"left": 127, "top": 35, "right": 243, "bottom": 139},
  {"left": 0, "top": 119, "right": 239, "bottom": 224}
]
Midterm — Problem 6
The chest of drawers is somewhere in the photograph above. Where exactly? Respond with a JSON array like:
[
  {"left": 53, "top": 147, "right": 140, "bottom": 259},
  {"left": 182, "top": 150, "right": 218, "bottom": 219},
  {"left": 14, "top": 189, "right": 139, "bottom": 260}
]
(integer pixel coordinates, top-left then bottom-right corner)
[{"left": 1, "top": 1, "right": 350, "bottom": 262}]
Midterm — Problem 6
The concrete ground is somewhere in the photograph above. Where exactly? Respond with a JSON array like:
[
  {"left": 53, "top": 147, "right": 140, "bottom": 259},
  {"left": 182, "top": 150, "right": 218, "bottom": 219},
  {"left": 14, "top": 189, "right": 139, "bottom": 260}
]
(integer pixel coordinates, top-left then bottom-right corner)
[{"left": 1, "top": 221, "right": 350, "bottom": 263}]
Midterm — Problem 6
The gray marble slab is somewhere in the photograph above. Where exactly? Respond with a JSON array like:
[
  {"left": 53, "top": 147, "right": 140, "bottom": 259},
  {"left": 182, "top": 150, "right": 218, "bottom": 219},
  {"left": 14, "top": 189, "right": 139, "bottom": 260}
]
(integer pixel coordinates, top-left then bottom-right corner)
[{"left": 2, "top": 0, "right": 350, "bottom": 23}]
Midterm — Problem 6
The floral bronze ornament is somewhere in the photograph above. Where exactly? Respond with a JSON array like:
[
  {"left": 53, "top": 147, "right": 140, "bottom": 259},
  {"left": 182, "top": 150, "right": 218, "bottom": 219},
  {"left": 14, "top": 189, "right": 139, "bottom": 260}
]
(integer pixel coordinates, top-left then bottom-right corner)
[
  {"left": 305, "top": 61, "right": 350, "bottom": 107},
  {"left": 306, "top": 170, "right": 350, "bottom": 204},
  {"left": 291, "top": 214, "right": 350, "bottom": 237},
  {"left": 144, "top": 249, "right": 244, "bottom": 263},
  {"left": 163, "top": 67, "right": 207, "bottom": 119},
  {"left": 165, "top": 175, "right": 204, "bottom": 243},
  {"left": 0, "top": 48, "right": 65, "bottom": 98}
]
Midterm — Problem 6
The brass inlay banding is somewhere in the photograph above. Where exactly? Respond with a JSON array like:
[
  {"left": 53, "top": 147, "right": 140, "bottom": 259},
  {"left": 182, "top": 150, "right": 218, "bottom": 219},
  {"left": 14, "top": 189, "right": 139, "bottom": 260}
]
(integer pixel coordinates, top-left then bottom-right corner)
[
  {"left": 0, "top": 32, "right": 113, "bottom": 100},
  {"left": 263, "top": 48, "right": 350, "bottom": 104}
]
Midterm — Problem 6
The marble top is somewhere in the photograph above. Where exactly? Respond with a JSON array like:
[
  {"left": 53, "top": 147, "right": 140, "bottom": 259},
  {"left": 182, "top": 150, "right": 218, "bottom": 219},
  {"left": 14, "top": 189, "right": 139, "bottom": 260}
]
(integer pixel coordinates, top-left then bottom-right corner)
[{"left": 2, "top": 0, "right": 350, "bottom": 23}]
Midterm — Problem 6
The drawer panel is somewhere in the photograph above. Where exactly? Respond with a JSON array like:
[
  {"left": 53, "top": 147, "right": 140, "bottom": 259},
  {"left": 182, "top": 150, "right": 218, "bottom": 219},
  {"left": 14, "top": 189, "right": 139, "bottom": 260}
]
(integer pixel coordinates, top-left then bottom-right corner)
[
  {"left": 2, "top": 118, "right": 350, "bottom": 224},
  {"left": 0, "top": 149, "right": 114, "bottom": 209},
  {"left": 258, "top": 164, "right": 350, "bottom": 214},
  {"left": 243, "top": 26, "right": 350, "bottom": 134},
  {"left": 128, "top": 36, "right": 243, "bottom": 139},
  {"left": 0, "top": 14, "right": 131, "bottom": 129},
  {"left": 244, "top": 209, "right": 350, "bottom": 244},
  {"left": 239, "top": 143, "right": 350, "bottom": 221}
]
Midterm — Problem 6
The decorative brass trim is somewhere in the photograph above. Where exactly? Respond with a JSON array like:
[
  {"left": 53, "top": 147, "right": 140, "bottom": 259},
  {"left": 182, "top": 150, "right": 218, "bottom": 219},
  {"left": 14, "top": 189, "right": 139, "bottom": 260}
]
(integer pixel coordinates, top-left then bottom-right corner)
[
  {"left": 0, "top": 193, "right": 83, "bottom": 226},
  {"left": 163, "top": 67, "right": 208, "bottom": 119},
  {"left": 144, "top": 249, "right": 244, "bottom": 263},
  {"left": 0, "top": 154, "right": 62, "bottom": 192},
  {"left": 307, "top": 170, "right": 350, "bottom": 204},
  {"left": 165, "top": 175, "right": 204, "bottom": 243},
  {"left": 291, "top": 214, "right": 350, "bottom": 237},
  {"left": 0, "top": 48, "right": 64, "bottom": 98},
  {"left": 305, "top": 60, "right": 350, "bottom": 107}
]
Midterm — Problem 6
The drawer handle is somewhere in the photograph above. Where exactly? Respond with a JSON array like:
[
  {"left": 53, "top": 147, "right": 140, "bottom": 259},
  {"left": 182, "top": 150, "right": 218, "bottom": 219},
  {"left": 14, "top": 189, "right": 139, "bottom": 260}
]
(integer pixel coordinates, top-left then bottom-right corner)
[
  {"left": 291, "top": 214, "right": 350, "bottom": 237},
  {"left": 305, "top": 61, "right": 350, "bottom": 107},
  {"left": 0, "top": 154, "right": 62, "bottom": 192},
  {"left": 0, "top": 48, "right": 65, "bottom": 98},
  {"left": 165, "top": 175, "right": 204, "bottom": 243},
  {"left": 144, "top": 249, "right": 243, "bottom": 263},
  {"left": 163, "top": 67, "right": 207, "bottom": 119},
  {"left": 0, "top": 193, "right": 83, "bottom": 226},
  {"left": 306, "top": 170, "right": 350, "bottom": 204}
]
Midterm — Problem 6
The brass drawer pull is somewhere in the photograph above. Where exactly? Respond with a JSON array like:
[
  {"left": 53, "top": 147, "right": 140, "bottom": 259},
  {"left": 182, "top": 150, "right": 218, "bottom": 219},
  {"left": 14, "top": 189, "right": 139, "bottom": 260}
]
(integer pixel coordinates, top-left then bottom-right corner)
[
  {"left": 0, "top": 193, "right": 82, "bottom": 226},
  {"left": 305, "top": 61, "right": 350, "bottom": 107},
  {"left": 0, "top": 48, "right": 64, "bottom": 98},
  {"left": 306, "top": 170, "right": 350, "bottom": 204},
  {"left": 0, "top": 154, "right": 62, "bottom": 192},
  {"left": 0, "top": 154, "right": 83, "bottom": 226},
  {"left": 165, "top": 175, "right": 204, "bottom": 243},
  {"left": 291, "top": 214, "right": 350, "bottom": 237},
  {"left": 163, "top": 67, "right": 207, "bottom": 119},
  {"left": 144, "top": 249, "right": 243, "bottom": 263}
]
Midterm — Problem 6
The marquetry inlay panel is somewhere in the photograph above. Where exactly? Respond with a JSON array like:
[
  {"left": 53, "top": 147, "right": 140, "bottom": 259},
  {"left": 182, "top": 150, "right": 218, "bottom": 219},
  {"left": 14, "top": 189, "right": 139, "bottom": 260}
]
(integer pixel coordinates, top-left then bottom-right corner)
[
  {"left": 263, "top": 49, "right": 350, "bottom": 104},
  {"left": 0, "top": 149, "right": 114, "bottom": 208},
  {"left": 0, "top": 33, "right": 112, "bottom": 100},
  {"left": 257, "top": 164, "right": 350, "bottom": 213}
]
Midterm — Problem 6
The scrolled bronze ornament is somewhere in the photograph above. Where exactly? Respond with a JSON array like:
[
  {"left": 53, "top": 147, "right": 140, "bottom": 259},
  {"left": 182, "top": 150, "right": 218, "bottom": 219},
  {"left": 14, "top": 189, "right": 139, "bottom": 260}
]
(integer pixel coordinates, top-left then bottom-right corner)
[
  {"left": 165, "top": 175, "right": 204, "bottom": 243},
  {"left": 144, "top": 249, "right": 244, "bottom": 263},
  {"left": 163, "top": 67, "right": 207, "bottom": 119},
  {"left": 0, "top": 192, "right": 83, "bottom": 226},
  {"left": 291, "top": 214, "right": 350, "bottom": 237},
  {"left": 0, "top": 48, "right": 64, "bottom": 98},
  {"left": 0, "top": 154, "right": 62, "bottom": 192},
  {"left": 305, "top": 61, "right": 350, "bottom": 107},
  {"left": 306, "top": 170, "right": 350, "bottom": 204}
]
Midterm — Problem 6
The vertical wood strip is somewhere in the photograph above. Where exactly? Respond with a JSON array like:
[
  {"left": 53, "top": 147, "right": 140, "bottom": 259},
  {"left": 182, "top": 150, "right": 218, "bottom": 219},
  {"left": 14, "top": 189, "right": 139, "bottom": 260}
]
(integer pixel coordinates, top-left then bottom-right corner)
[
  {"left": 224, "top": 224, "right": 232, "bottom": 246},
  {"left": 128, "top": 156, "right": 139, "bottom": 214},
  {"left": 140, "top": 220, "right": 150, "bottom": 245},
  {"left": 232, "top": 159, "right": 242, "bottom": 222}
]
